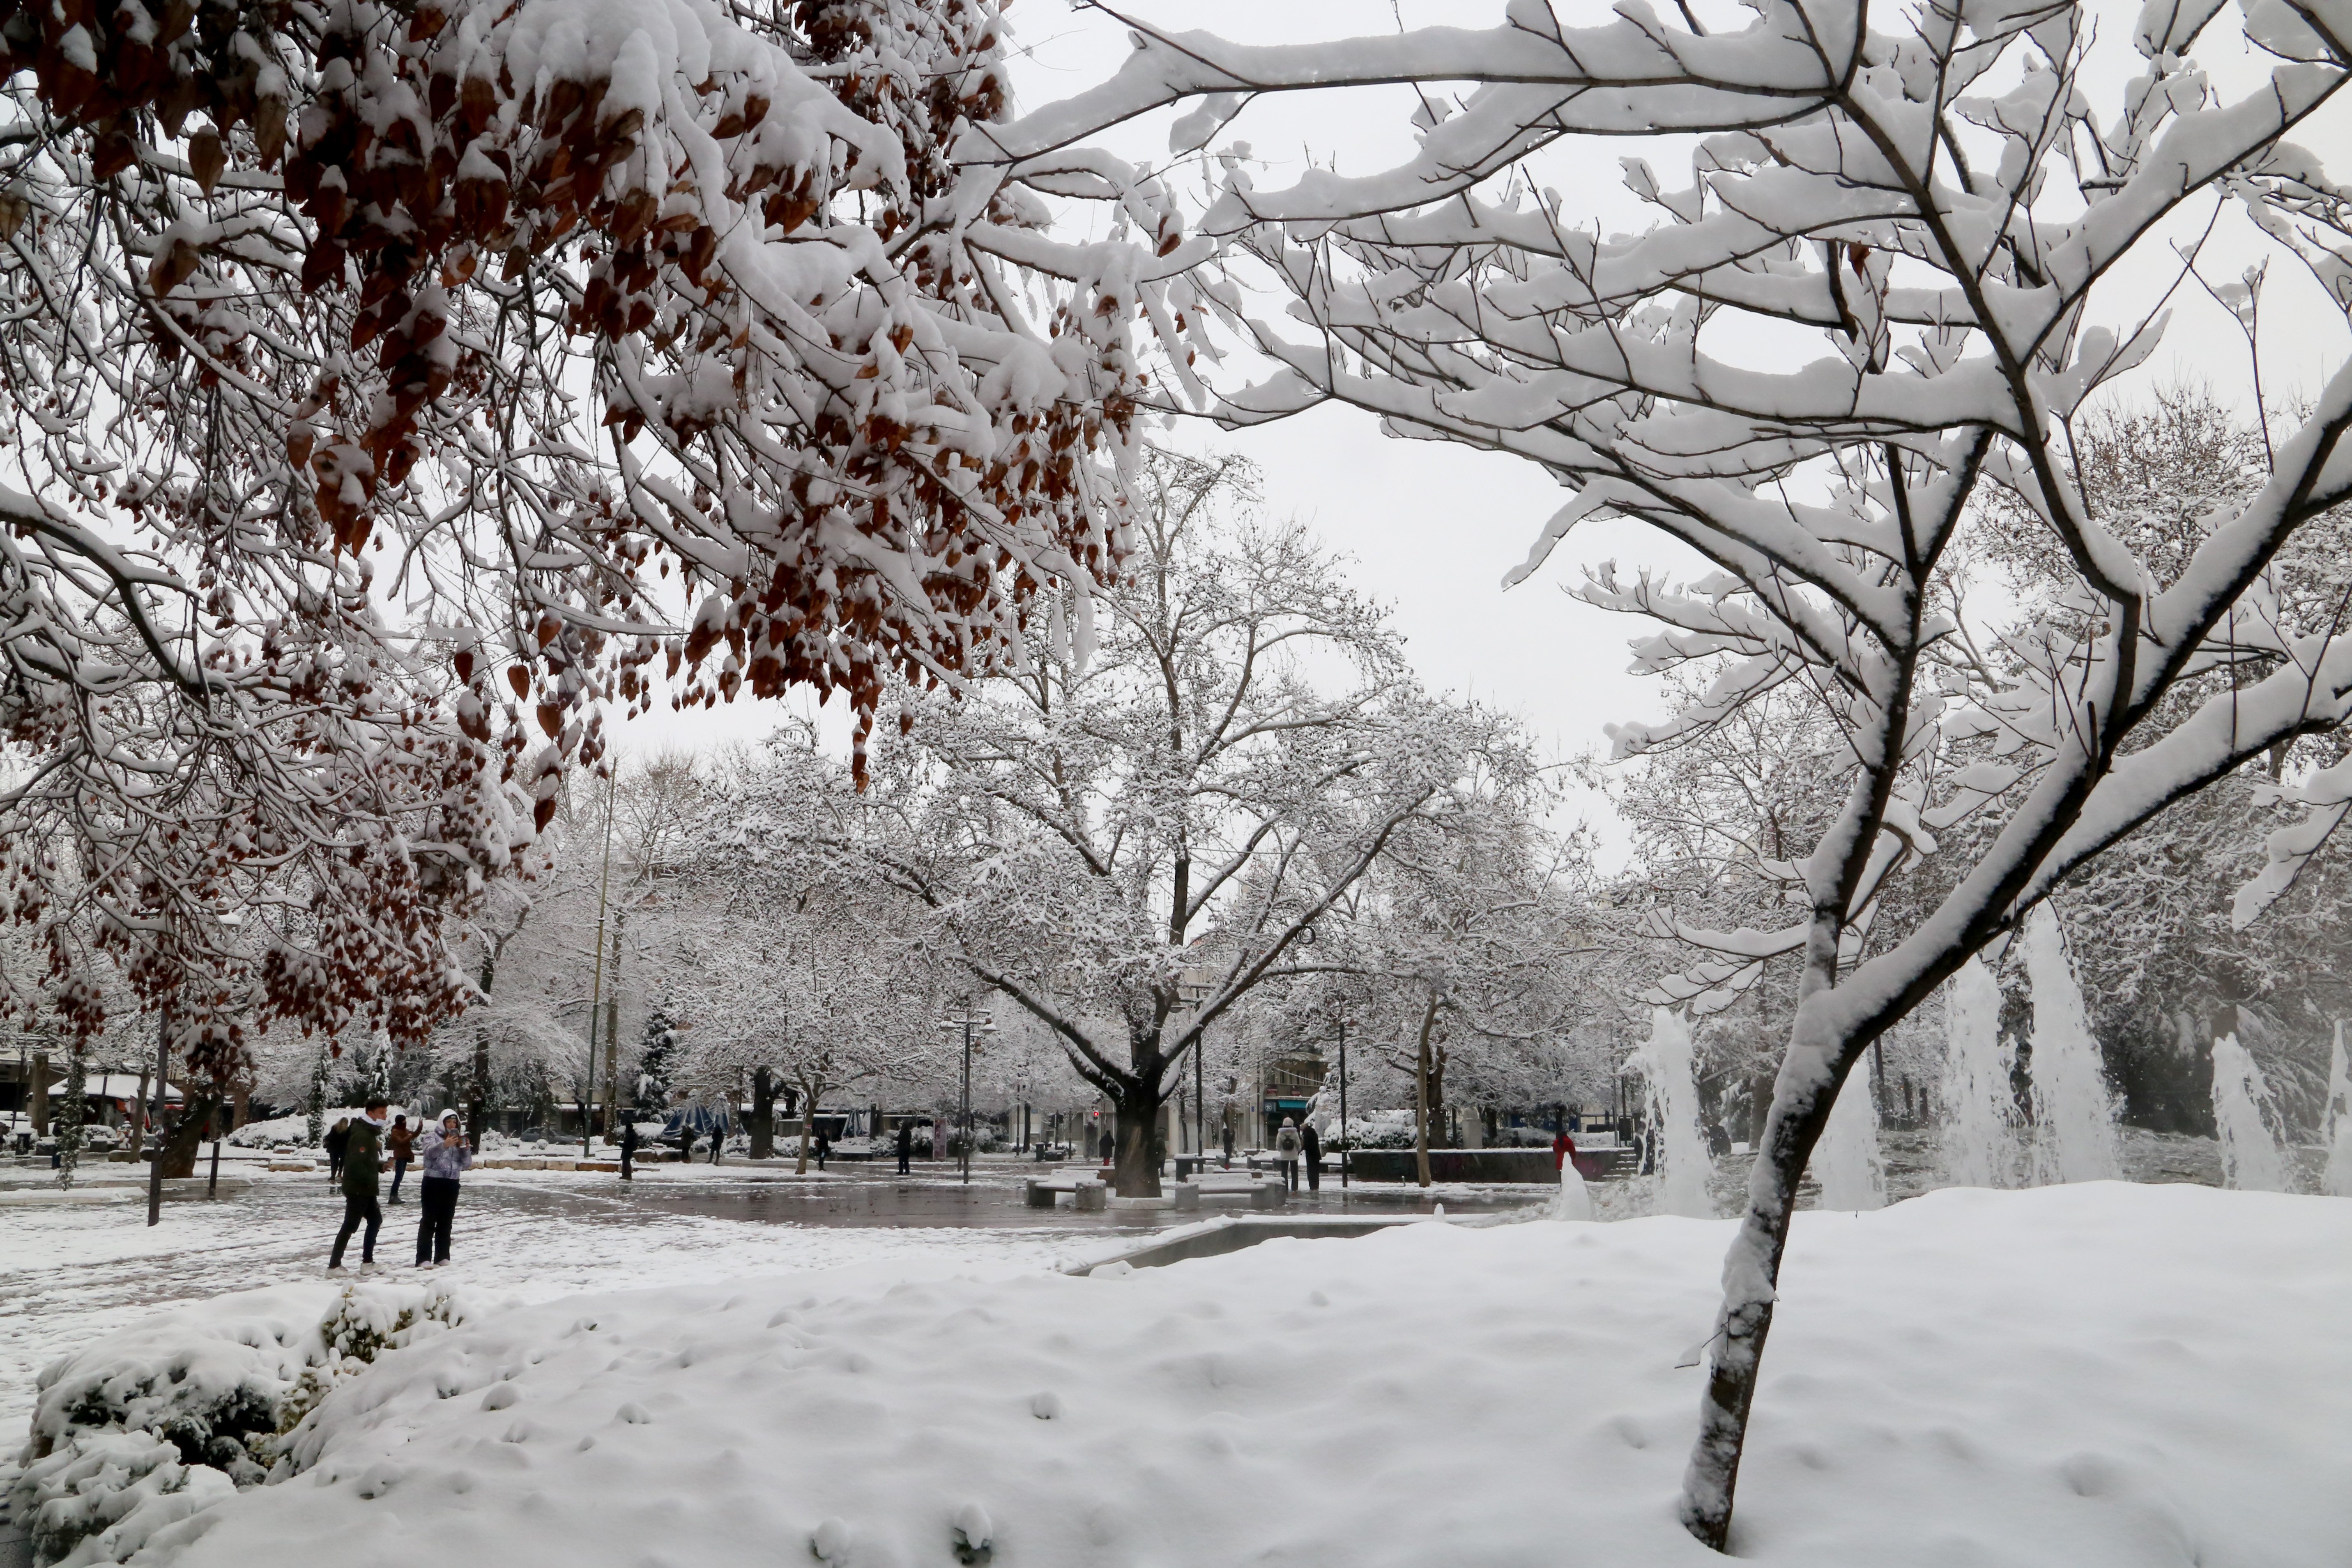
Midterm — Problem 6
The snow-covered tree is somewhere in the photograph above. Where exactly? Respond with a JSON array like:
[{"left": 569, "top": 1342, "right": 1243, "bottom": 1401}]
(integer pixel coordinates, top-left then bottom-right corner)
[
  {"left": 865, "top": 452, "right": 1532, "bottom": 1195},
  {"left": 668, "top": 731, "right": 951, "bottom": 1169},
  {"left": 0, "top": 0, "right": 1198, "bottom": 1094},
  {"left": 635, "top": 1004, "right": 680, "bottom": 1114},
  {"left": 1293, "top": 747, "right": 1596, "bottom": 1182},
  {"left": 994, "top": 0, "right": 2352, "bottom": 1541}
]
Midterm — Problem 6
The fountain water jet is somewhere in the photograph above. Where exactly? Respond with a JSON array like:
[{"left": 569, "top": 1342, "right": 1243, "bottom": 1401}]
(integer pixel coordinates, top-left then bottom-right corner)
[
  {"left": 1938, "top": 956, "right": 2018, "bottom": 1188},
  {"left": 2023, "top": 907, "right": 2121, "bottom": 1184},
  {"left": 1628, "top": 1008, "right": 1712, "bottom": 1217},
  {"left": 2210, "top": 1032, "right": 2289, "bottom": 1192},
  {"left": 1547, "top": 1159, "right": 1595, "bottom": 1220},
  {"left": 1813, "top": 1061, "right": 1885, "bottom": 1210},
  {"left": 2327, "top": 1021, "right": 2352, "bottom": 1199}
]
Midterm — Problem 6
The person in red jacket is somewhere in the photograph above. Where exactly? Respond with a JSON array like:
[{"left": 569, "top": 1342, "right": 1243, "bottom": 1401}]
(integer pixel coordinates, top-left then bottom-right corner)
[{"left": 1551, "top": 1126, "right": 1579, "bottom": 1173}]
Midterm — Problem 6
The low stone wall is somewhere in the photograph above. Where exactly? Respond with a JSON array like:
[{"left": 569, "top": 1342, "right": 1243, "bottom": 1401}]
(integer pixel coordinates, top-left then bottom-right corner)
[{"left": 1344, "top": 1149, "right": 1561, "bottom": 1185}]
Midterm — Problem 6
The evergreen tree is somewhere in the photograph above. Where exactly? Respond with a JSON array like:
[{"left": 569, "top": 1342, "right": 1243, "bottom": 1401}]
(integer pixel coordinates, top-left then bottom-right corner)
[
  {"left": 306, "top": 1044, "right": 330, "bottom": 1148},
  {"left": 55, "top": 1044, "right": 85, "bottom": 1190},
  {"left": 636, "top": 1006, "right": 678, "bottom": 1117},
  {"left": 367, "top": 1038, "right": 394, "bottom": 1107}
]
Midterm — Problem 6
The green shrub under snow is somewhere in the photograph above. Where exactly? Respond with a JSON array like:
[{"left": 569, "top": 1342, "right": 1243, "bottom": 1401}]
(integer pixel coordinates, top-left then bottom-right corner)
[{"left": 8, "top": 1281, "right": 466, "bottom": 1564}]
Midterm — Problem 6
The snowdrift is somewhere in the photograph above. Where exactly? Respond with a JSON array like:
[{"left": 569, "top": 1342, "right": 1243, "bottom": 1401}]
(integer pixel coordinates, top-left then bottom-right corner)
[{"left": 66, "top": 1185, "right": 2352, "bottom": 1566}]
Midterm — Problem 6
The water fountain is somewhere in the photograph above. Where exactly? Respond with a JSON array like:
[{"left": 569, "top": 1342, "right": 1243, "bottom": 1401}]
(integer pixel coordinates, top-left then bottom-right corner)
[
  {"left": 1938, "top": 956, "right": 2018, "bottom": 1188},
  {"left": 1813, "top": 1058, "right": 1886, "bottom": 1210},
  {"left": 1547, "top": 1158, "right": 1596, "bottom": 1220},
  {"left": 2023, "top": 907, "right": 2122, "bottom": 1184},
  {"left": 1625, "top": 1008, "right": 1713, "bottom": 1217},
  {"left": 2327, "top": 1021, "right": 2352, "bottom": 1199},
  {"left": 2210, "top": 1032, "right": 2289, "bottom": 1192}
]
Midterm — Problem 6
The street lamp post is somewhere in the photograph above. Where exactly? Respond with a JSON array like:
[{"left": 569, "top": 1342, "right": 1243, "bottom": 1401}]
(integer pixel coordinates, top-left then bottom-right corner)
[
  {"left": 935, "top": 1008, "right": 995, "bottom": 1185},
  {"left": 1336, "top": 1014, "right": 1349, "bottom": 1191},
  {"left": 1175, "top": 965, "right": 1213, "bottom": 1171}
]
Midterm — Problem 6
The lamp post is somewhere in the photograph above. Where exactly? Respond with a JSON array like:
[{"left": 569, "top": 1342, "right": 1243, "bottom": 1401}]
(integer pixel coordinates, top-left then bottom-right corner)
[
  {"left": 1175, "top": 964, "right": 1214, "bottom": 1169},
  {"left": 1335, "top": 1013, "right": 1349, "bottom": 1190},
  {"left": 935, "top": 1007, "right": 995, "bottom": 1185},
  {"left": 582, "top": 764, "right": 617, "bottom": 1158}
]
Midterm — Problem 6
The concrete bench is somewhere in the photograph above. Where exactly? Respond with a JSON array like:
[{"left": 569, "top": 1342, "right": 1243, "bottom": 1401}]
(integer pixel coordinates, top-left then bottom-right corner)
[{"left": 1026, "top": 1177, "right": 1111, "bottom": 1209}]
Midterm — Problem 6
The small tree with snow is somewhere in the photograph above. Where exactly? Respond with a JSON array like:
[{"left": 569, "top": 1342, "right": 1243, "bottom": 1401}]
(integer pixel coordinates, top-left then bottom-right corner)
[{"left": 990, "top": 0, "right": 2352, "bottom": 1541}]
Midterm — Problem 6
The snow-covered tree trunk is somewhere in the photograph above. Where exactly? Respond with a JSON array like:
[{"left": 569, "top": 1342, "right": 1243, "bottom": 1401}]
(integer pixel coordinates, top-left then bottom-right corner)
[{"left": 1411, "top": 990, "right": 1441, "bottom": 1190}]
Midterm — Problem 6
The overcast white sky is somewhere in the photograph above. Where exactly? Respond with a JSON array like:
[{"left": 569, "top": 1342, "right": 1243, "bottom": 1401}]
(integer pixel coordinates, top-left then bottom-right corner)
[{"left": 604, "top": 0, "right": 2352, "bottom": 864}]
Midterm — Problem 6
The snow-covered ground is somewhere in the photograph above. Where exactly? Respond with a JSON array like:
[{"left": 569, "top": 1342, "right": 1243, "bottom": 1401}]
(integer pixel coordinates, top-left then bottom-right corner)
[
  {"left": 23, "top": 1182, "right": 2342, "bottom": 1568},
  {"left": 0, "top": 1163, "right": 1085, "bottom": 1441}
]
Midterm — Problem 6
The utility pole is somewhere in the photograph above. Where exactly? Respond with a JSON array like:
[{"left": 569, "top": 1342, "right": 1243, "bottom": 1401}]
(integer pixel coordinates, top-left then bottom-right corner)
[{"left": 582, "top": 764, "right": 618, "bottom": 1156}]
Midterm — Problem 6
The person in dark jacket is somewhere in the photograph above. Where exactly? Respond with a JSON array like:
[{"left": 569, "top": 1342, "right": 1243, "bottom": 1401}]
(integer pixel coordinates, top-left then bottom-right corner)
[
  {"left": 386, "top": 1115, "right": 416, "bottom": 1204},
  {"left": 619, "top": 1118, "right": 639, "bottom": 1181},
  {"left": 1221, "top": 1122, "right": 1235, "bottom": 1168},
  {"left": 324, "top": 1117, "right": 350, "bottom": 1185},
  {"left": 413, "top": 1111, "right": 473, "bottom": 1266},
  {"left": 895, "top": 1121, "right": 913, "bottom": 1175},
  {"left": 814, "top": 1129, "right": 831, "bottom": 1171},
  {"left": 1300, "top": 1120, "right": 1323, "bottom": 1192},
  {"left": 329, "top": 1101, "right": 388, "bottom": 1271}
]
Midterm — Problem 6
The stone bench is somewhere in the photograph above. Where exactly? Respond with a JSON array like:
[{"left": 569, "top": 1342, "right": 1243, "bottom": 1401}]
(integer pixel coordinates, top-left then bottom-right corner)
[{"left": 1026, "top": 1177, "right": 1110, "bottom": 1210}]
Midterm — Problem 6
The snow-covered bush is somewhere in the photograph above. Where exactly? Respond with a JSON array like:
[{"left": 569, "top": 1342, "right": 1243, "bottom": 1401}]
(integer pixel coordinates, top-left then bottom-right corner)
[
  {"left": 9, "top": 1282, "right": 468, "bottom": 1563},
  {"left": 226, "top": 1109, "right": 407, "bottom": 1150}
]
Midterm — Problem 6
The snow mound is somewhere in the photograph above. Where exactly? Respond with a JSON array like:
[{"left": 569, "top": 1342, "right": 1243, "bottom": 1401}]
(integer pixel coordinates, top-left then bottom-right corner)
[
  {"left": 80, "top": 1185, "right": 2352, "bottom": 1567},
  {"left": 9, "top": 1281, "right": 467, "bottom": 1565}
]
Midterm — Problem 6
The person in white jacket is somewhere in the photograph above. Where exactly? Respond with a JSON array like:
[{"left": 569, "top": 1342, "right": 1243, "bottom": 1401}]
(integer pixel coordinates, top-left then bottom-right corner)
[
  {"left": 1274, "top": 1117, "right": 1304, "bottom": 1192},
  {"left": 413, "top": 1112, "right": 474, "bottom": 1268}
]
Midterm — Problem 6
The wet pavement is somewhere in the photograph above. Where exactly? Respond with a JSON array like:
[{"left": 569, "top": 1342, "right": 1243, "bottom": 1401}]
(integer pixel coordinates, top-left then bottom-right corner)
[{"left": 512, "top": 1161, "right": 1553, "bottom": 1232}]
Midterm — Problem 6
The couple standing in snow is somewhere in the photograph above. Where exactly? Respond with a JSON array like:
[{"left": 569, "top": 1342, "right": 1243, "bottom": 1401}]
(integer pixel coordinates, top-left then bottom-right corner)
[
  {"left": 1273, "top": 1117, "right": 1322, "bottom": 1191},
  {"left": 327, "top": 1098, "right": 474, "bottom": 1273}
]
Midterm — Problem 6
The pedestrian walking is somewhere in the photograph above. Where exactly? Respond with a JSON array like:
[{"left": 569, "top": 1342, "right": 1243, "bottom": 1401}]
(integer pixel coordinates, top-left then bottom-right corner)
[
  {"left": 895, "top": 1120, "right": 913, "bottom": 1175},
  {"left": 1221, "top": 1122, "right": 1234, "bottom": 1169},
  {"left": 1552, "top": 1125, "right": 1579, "bottom": 1174},
  {"left": 328, "top": 1100, "right": 388, "bottom": 1272},
  {"left": 1300, "top": 1119, "right": 1323, "bottom": 1192},
  {"left": 324, "top": 1117, "right": 350, "bottom": 1185},
  {"left": 814, "top": 1128, "right": 831, "bottom": 1171},
  {"left": 1275, "top": 1116, "right": 1304, "bottom": 1192},
  {"left": 413, "top": 1111, "right": 473, "bottom": 1267},
  {"left": 386, "top": 1115, "right": 416, "bottom": 1204},
  {"left": 619, "top": 1117, "right": 639, "bottom": 1181}
]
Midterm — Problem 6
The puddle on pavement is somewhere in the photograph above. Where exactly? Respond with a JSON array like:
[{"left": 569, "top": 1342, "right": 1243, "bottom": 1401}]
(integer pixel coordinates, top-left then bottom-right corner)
[{"left": 476, "top": 1170, "right": 1551, "bottom": 1231}]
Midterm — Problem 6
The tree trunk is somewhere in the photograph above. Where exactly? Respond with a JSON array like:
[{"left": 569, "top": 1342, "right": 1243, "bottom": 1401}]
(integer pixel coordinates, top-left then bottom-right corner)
[
  {"left": 230, "top": 1079, "right": 250, "bottom": 1130},
  {"left": 1110, "top": 1089, "right": 1165, "bottom": 1197},
  {"left": 1680, "top": 1003, "right": 1852, "bottom": 1548},
  {"left": 28, "top": 1051, "right": 47, "bottom": 1134},
  {"left": 1411, "top": 990, "right": 1439, "bottom": 1188},
  {"left": 751, "top": 1067, "right": 776, "bottom": 1160},
  {"left": 158, "top": 1095, "right": 221, "bottom": 1178}
]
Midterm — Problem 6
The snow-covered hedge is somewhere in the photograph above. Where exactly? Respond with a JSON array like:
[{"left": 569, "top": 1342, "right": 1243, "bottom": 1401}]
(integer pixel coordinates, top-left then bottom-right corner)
[
  {"left": 9, "top": 1282, "right": 467, "bottom": 1564},
  {"left": 226, "top": 1108, "right": 422, "bottom": 1149}
]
